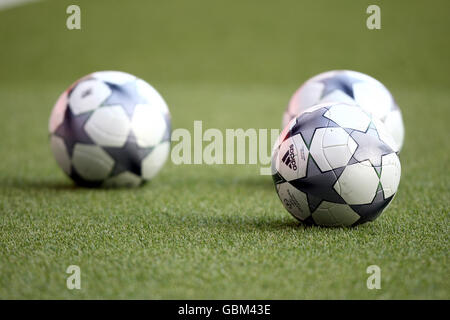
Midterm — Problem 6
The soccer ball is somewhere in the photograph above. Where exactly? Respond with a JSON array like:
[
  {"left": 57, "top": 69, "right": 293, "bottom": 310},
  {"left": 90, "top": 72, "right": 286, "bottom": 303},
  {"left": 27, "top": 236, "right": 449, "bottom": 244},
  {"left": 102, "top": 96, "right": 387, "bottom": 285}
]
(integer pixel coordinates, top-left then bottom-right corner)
[
  {"left": 49, "top": 71, "right": 171, "bottom": 187},
  {"left": 272, "top": 102, "right": 401, "bottom": 227},
  {"left": 282, "top": 70, "right": 405, "bottom": 152}
]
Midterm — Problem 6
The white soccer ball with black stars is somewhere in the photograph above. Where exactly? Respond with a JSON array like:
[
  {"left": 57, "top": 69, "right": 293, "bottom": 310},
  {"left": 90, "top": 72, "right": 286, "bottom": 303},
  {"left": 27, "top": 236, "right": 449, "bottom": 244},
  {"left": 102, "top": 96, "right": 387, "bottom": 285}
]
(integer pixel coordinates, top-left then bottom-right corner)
[
  {"left": 273, "top": 102, "right": 401, "bottom": 227},
  {"left": 49, "top": 71, "right": 171, "bottom": 187},
  {"left": 282, "top": 70, "right": 405, "bottom": 152}
]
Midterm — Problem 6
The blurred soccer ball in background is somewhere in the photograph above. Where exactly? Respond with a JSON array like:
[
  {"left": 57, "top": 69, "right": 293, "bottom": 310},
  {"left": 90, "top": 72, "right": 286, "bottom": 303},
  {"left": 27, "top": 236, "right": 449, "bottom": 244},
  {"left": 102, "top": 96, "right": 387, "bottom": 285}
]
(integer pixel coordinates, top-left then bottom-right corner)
[
  {"left": 273, "top": 103, "right": 401, "bottom": 227},
  {"left": 282, "top": 70, "right": 405, "bottom": 152},
  {"left": 49, "top": 71, "right": 171, "bottom": 187}
]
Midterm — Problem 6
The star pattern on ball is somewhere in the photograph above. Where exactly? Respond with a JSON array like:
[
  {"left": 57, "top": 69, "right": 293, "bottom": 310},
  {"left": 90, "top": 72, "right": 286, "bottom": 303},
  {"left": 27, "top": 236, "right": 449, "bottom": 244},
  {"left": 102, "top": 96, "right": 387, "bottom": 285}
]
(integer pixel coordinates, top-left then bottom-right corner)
[
  {"left": 319, "top": 73, "right": 363, "bottom": 99},
  {"left": 289, "top": 106, "right": 339, "bottom": 147},
  {"left": 349, "top": 122, "right": 393, "bottom": 168},
  {"left": 102, "top": 81, "right": 148, "bottom": 119},
  {"left": 53, "top": 106, "right": 94, "bottom": 157},
  {"left": 103, "top": 132, "right": 154, "bottom": 177},
  {"left": 289, "top": 156, "right": 346, "bottom": 213}
]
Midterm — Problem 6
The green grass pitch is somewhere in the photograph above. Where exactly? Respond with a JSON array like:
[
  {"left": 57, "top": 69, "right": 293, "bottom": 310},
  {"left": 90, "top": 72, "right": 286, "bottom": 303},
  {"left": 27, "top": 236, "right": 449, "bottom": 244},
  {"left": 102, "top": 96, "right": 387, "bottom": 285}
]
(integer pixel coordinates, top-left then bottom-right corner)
[{"left": 0, "top": 0, "right": 449, "bottom": 299}]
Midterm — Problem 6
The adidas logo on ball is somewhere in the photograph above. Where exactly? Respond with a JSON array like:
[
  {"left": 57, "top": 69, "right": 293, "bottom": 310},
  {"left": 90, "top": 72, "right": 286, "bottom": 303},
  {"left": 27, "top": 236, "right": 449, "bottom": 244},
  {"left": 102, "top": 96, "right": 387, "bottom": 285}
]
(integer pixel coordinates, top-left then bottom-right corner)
[{"left": 281, "top": 144, "right": 297, "bottom": 170}]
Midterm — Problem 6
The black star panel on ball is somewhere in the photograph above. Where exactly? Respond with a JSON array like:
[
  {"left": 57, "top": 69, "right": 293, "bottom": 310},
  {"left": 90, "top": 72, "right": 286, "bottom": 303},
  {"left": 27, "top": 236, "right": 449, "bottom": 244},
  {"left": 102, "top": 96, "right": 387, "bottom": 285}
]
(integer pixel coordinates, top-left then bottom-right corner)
[
  {"left": 289, "top": 106, "right": 339, "bottom": 147},
  {"left": 318, "top": 73, "right": 363, "bottom": 99},
  {"left": 53, "top": 108, "right": 94, "bottom": 157},
  {"left": 349, "top": 123, "right": 394, "bottom": 168},
  {"left": 103, "top": 132, "right": 154, "bottom": 177},
  {"left": 102, "top": 81, "right": 148, "bottom": 119},
  {"left": 289, "top": 156, "right": 346, "bottom": 213}
]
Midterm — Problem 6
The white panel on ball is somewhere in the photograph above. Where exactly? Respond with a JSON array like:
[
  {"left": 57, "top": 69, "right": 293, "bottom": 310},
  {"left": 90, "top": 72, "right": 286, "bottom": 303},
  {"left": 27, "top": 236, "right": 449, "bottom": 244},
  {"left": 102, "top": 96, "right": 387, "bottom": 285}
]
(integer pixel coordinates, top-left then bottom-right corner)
[
  {"left": 131, "top": 104, "right": 167, "bottom": 148},
  {"left": 85, "top": 106, "right": 132, "bottom": 147},
  {"left": 335, "top": 160, "right": 380, "bottom": 205},
  {"left": 276, "top": 182, "right": 310, "bottom": 220},
  {"left": 323, "top": 127, "right": 358, "bottom": 169},
  {"left": 142, "top": 142, "right": 170, "bottom": 180},
  {"left": 69, "top": 79, "right": 112, "bottom": 115},
  {"left": 380, "top": 153, "right": 401, "bottom": 198},
  {"left": 322, "top": 127, "right": 354, "bottom": 148},
  {"left": 72, "top": 144, "right": 114, "bottom": 181},
  {"left": 312, "top": 202, "right": 360, "bottom": 227},
  {"left": 310, "top": 127, "right": 357, "bottom": 172},
  {"left": 324, "top": 104, "right": 371, "bottom": 132}
]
